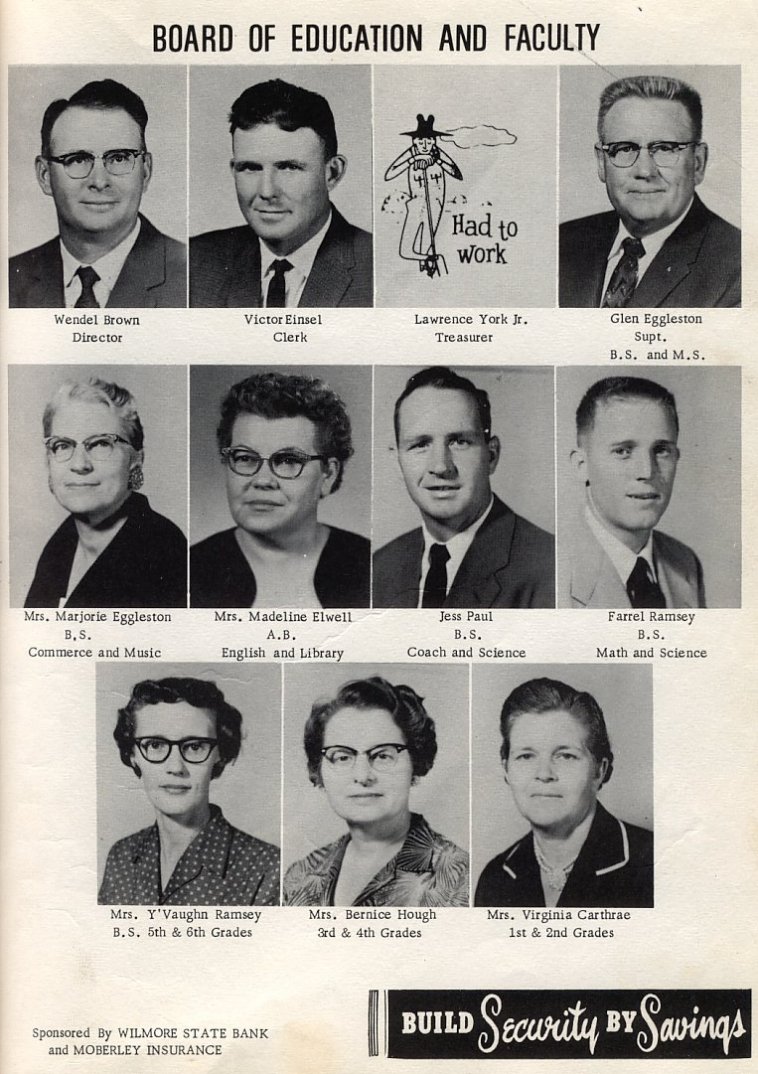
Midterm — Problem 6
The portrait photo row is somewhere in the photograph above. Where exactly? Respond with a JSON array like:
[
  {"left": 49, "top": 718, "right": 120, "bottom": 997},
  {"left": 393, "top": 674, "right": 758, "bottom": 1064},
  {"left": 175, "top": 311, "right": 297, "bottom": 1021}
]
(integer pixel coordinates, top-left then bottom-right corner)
[
  {"left": 96, "top": 661, "right": 654, "bottom": 909},
  {"left": 9, "top": 363, "right": 741, "bottom": 610},
  {"left": 7, "top": 64, "right": 740, "bottom": 309}
]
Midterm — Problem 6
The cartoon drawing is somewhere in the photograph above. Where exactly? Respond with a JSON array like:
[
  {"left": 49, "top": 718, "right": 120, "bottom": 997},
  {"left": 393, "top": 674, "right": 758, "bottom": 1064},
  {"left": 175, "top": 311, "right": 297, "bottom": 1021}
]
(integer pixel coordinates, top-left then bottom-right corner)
[{"left": 384, "top": 114, "right": 462, "bottom": 277}]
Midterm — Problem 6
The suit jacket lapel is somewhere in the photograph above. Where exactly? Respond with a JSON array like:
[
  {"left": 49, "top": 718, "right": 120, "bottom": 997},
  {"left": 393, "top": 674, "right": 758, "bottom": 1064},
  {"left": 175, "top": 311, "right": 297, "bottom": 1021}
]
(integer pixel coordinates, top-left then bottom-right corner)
[
  {"left": 300, "top": 209, "right": 355, "bottom": 307},
  {"left": 108, "top": 216, "right": 165, "bottom": 307},
  {"left": 654, "top": 533, "right": 698, "bottom": 608},
  {"left": 226, "top": 231, "right": 263, "bottom": 307},
  {"left": 447, "top": 498, "right": 515, "bottom": 607},
  {"left": 25, "top": 240, "right": 65, "bottom": 307},
  {"left": 630, "top": 196, "right": 707, "bottom": 308},
  {"left": 389, "top": 529, "right": 424, "bottom": 607},
  {"left": 569, "top": 519, "right": 629, "bottom": 608}
]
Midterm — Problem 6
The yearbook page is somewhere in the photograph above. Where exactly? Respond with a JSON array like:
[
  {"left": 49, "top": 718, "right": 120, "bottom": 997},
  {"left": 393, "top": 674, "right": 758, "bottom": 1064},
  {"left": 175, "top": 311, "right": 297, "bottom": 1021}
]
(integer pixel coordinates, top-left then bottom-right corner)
[{"left": 0, "top": 1, "right": 755, "bottom": 1071}]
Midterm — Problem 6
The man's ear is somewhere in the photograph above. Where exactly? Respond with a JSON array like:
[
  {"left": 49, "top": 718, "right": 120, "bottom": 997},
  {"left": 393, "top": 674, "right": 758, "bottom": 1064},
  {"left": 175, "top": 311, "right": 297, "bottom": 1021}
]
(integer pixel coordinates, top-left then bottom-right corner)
[
  {"left": 487, "top": 435, "right": 501, "bottom": 475},
  {"left": 325, "top": 154, "right": 347, "bottom": 192},
  {"left": 594, "top": 145, "right": 607, "bottom": 186},
  {"left": 693, "top": 141, "right": 708, "bottom": 186},
  {"left": 141, "top": 150, "right": 153, "bottom": 192},
  {"left": 36, "top": 156, "right": 54, "bottom": 197},
  {"left": 571, "top": 447, "right": 588, "bottom": 486}
]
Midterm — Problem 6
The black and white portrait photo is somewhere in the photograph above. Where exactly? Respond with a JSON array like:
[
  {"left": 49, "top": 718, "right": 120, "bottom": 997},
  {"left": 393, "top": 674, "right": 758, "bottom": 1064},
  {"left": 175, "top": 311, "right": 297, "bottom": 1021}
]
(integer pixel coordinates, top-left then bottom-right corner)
[
  {"left": 557, "top": 367, "right": 741, "bottom": 609},
  {"left": 8, "top": 66, "right": 187, "bottom": 308},
  {"left": 9, "top": 364, "right": 188, "bottom": 609},
  {"left": 97, "top": 662, "right": 281, "bottom": 906},
  {"left": 372, "top": 365, "right": 555, "bottom": 609},
  {"left": 559, "top": 66, "right": 741, "bottom": 308},
  {"left": 473, "top": 664, "right": 654, "bottom": 908},
  {"left": 282, "top": 663, "right": 470, "bottom": 908},
  {"left": 189, "top": 364, "right": 371, "bottom": 608},
  {"left": 189, "top": 66, "right": 373, "bottom": 308}
]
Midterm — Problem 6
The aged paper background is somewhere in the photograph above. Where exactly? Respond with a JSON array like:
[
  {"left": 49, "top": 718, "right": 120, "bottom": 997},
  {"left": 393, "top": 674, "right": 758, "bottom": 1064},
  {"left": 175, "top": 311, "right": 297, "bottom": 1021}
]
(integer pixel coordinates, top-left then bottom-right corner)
[{"left": 1, "top": 0, "right": 756, "bottom": 1071}]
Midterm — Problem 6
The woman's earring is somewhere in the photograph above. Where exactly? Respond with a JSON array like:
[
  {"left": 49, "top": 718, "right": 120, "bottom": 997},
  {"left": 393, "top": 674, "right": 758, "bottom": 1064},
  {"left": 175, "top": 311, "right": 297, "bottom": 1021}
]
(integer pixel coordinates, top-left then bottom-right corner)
[{"left": 128, "top": 466, "right": 144, "bottom": 491}]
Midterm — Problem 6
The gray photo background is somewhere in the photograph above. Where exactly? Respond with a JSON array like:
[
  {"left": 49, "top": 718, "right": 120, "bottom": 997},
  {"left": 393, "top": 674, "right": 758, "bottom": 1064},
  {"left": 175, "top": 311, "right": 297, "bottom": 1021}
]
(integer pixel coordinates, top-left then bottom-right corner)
[
  {"left": 373, "top": 365, "right": 555, "bottom": 551},
  {"left": 282, "top": 663, "right": 470, "bottom": 871},
  {"left": 556, "top": 366, "right": 741, "bottom": 608},
  {"left": 7, "top": 65, "right": 188, "bottom": 256},
  {"left": 189, "top": 364, "right": 372, "bottom": 547},
  {"left": 189, "top": 65, "right": 373, "bottom": 237},
  {"left": 96, "top": 662, "right": 282, "bottom": 889},
  {"left": 471, "top": 663, "right": 654, "bottom": 893},
  {"left": 560, "top": 65, "right": 741, "bottom": 228},
  {"left": 8, "top": 364, "right": 188, "bottom": 608}
]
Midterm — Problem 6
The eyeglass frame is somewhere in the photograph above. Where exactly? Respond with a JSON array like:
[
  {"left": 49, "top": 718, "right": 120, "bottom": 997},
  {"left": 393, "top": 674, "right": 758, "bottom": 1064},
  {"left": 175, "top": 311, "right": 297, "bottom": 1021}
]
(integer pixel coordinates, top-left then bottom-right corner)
[
  {"left": 320, "top": 743, "right": 410, "bottom": 771},
  {"left": 131, "top": 736, "right": 219, "bottom": 765},
  {"left": 44, "top": 148, "right": 148, "bottom": 179},
  {"left": 221, "top": 445, "right": 328, "bottom": 479},
  {"left": 595, "top": 140, "right": 704, "bottom": 169},
  {"left": 44, "top": 433, "right": 134, "bottom": 461}
]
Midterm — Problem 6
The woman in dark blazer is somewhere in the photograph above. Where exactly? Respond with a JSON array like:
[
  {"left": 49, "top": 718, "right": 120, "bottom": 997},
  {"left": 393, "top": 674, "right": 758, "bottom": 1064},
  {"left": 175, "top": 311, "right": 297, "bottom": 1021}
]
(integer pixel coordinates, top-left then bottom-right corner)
[
  {"left": 25, "top": 377, "right": 186, "bottom": 608},
  {"left": 99, "top": 677, "right": 280, "bottom": 906},
  {"left": 190, "top": 371, "right": 369, "bottom": 607},
  {"left": 475, "top": 678, "right": 653, "bottom": 908}
]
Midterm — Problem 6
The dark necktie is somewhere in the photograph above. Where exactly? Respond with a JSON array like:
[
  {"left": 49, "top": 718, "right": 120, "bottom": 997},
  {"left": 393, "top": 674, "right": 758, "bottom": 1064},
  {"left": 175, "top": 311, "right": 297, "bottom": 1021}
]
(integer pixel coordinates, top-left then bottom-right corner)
[
  {"left": 626, "top": 556, "right": 666, "bottom": 609},
  {"left": 75, "top": 265, "right": 100, "bottom": 308},
  {"left": 602, "top": 237, "right": 646, "bottom": 308},
  {"left": 422, "top": 543, "right": 450, "bottom": 608},
  {"left": 266, "top": 258, "right": 293, "bottom": 307}
]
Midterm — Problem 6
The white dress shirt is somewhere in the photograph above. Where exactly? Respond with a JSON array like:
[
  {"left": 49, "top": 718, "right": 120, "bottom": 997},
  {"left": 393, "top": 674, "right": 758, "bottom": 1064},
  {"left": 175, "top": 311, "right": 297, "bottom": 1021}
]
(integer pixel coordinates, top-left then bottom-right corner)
[
  {"left": 61, "top": 218, "right": 141, "bottom": 308},
  {"left": 417, "top": 495, "right": 495, "bottom": 608},
  {"left": 599, "top": 198, "right": 694, "bottom": 306},
  {"left": 585, "top": 502, "right": 658, "bottom": 590},
  {"left": 260, "top": 211, "right": 332, "bottom": 308}
]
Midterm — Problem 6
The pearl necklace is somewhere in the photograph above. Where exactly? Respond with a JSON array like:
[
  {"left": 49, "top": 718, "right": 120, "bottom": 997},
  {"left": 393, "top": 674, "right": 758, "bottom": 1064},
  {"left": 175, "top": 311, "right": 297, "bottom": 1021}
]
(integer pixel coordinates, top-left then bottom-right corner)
[{"left": 534, "top": 840, "right": 578, "bottom": 892}]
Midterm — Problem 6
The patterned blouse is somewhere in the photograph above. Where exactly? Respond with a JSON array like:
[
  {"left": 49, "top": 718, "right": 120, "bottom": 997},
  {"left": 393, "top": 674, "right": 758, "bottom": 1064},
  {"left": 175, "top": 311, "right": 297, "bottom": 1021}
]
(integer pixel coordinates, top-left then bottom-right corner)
[
  {"left": 283, "top": 813, "right": 469, "bottom": 907},
  {"left": 98, "top": 805, "right": 280, "bottom": 906}
]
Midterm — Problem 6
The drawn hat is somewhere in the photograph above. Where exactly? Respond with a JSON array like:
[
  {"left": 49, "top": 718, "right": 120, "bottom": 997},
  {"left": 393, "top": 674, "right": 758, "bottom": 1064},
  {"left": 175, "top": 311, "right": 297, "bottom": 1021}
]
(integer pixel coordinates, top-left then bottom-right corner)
[{"left": 401, "top": 114, "right": 448, "bottom": 138}]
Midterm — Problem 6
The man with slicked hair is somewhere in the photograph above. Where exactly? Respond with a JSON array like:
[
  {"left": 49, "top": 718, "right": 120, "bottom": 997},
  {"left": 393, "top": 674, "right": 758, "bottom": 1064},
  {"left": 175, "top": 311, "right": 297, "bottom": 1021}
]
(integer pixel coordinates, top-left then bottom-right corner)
[
  {"left": 190, "top": 79, "right": 372, "bottom": 308},
  {"left": 560, "top": 375, "right": 705, "bottom": 609},
  {"left": 10, "top": 79, "right": 186, "bottom": 308},
  {"left": 373, "top": 367, "right": 554, "bottom": 609},
  {"left": 560, "top": 74, "right": 740, "bottom": 308}
]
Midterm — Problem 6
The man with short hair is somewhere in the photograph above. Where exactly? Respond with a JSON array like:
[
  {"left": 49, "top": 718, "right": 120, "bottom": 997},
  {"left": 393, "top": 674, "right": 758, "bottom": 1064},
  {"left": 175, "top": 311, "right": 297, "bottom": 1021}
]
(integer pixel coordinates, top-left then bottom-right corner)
[
  {"left": 560, "top": 375, "right": 705, "bottom": 609},
  {"left": 560, "top": 75, "right": 740, "bottom": 307},
  {"left": 9, "top": 79, "right": 186, "bottom": 308},
  {"left": 190, "top": 79, "right": 373, "bottom": 308},
  {"left": 373, "top": 367, "right": 554, "bottom": 609}
]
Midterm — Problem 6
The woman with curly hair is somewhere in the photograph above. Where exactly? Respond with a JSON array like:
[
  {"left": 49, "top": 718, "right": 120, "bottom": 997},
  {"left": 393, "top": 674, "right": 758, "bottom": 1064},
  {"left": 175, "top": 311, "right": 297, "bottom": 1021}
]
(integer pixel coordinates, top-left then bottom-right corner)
[
  {"left": 284, "top": 676, "right": 469, "bottom": 907},
  {"left": 191, "top": 371, "right": 369, "bottom": 607}
]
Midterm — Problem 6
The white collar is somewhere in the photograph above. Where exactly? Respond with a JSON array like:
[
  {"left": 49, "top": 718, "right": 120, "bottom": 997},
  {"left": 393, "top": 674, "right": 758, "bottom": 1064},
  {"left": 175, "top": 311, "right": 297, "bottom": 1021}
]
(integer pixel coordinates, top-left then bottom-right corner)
[
  {"left": 60, "top": 217, "right": 142, "bottom": 293},
  {"left": 259, "top": 210, "right": 332, "bottom": 283},
  {"left": 585, "top": 502, "right": 657, "bottom": 585},
  {"left": 608, "top": 198, "right": 694, "bottom": 267}
]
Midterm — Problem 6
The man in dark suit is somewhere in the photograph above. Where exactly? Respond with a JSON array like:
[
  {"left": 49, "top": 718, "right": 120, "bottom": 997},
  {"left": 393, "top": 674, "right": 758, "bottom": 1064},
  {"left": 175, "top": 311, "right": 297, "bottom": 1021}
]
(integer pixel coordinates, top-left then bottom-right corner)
[
  {"left": 190, "top": 79, "right": 372, "bottom": 308},
  {"left": 9, "top": 79, "right": 186, "bottom": 308},
  {"left": 373, "top": 367, "right": 554, "bottom": 609},
  {"left": 560, "top": 375, "right": 705, "bottom": 609},
  {"left": 560, "top": 75, "right": 740, "bottom": 308}
]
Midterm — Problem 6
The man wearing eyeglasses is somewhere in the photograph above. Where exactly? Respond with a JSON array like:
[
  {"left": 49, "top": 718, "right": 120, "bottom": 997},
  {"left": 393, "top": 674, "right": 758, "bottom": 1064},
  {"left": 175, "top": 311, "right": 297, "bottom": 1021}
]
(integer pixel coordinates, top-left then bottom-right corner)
[
  {"left": 9, "top": 79, "right": 186, "bottom": 308},
  {"left": 559, "top": 75, "right": 740, "bottom": 308}
]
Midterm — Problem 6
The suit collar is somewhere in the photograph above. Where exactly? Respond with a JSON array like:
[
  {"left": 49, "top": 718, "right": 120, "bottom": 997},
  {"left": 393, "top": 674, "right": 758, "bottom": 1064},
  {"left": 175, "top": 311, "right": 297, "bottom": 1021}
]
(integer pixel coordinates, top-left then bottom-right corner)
[
  {"left": 503, "top": 803, "right": 630, "bottom": 891},
  {"left": 626, "top": 195, "right": 711, "bottom": 307},
  {"left": 447, "top": 496, "right": 517, "bottom": 606}
]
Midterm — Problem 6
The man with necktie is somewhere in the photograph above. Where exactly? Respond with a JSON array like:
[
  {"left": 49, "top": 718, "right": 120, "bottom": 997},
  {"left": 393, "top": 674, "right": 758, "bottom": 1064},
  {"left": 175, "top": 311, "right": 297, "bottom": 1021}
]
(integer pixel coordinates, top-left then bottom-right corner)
[
  {"left": 190, "top": 79, "right": 373, "bottom": 308},
  {"left": 559, "top": 74, "right": 740, "bottom": 308},
  {"left": 9, "top": 79, "right": 186, "bottom": 308},
  {"left": 559, "top": 375, "right": 705, "bottom": 609},
  {"left": 372, "top": 366, "right": 555, "bottom": 609}
]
